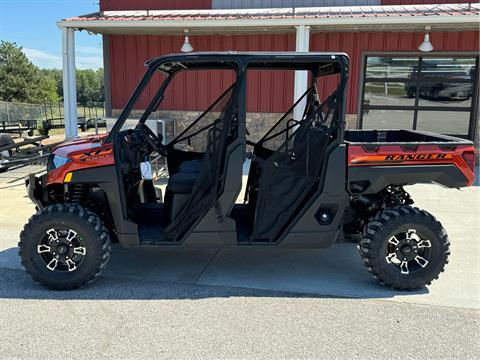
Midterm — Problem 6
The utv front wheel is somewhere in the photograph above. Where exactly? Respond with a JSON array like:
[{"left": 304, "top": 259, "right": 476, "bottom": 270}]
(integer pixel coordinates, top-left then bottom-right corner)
[
  {"left": 360, "top": 206, "right": 449, "bottom": 290},
  {"left": 19, "top": 204, "right": 111, "bottom": 290}
]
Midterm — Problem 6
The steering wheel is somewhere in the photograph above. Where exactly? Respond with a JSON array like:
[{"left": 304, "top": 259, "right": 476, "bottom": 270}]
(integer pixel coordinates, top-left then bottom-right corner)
[{"left": 138, "top": 122, "right": 168, "bottom": 157}]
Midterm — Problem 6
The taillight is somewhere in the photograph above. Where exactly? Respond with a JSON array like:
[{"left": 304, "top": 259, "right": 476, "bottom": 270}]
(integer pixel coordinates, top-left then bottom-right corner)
[{"left": 462, "top": 151, "right": 475, "bottom": 173}]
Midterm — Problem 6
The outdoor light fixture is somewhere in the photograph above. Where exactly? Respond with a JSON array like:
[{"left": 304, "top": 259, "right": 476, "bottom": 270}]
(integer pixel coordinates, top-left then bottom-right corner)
[
  {"left": 419, "top": 26, "right": 434, "bottom": 52},
  {"left": 181, "top": 29, "right": 194, "bottom": 53}
]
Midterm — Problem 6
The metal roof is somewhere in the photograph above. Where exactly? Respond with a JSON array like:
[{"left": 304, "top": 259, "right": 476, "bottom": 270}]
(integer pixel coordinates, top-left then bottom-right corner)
[{"left": 58, "top": 3, "right": 480, "bottom": 34}]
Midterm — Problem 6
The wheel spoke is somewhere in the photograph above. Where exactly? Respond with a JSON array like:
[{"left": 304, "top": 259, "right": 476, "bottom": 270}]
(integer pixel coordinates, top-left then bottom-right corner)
[
  {"left": 73, "top": 247, "right": 86, "bottom": 256},
  {"left": 417, "top": 240, "right": 432, "bottom": 248},
  {"left": 400, "top": 261, "right": 409, "bottom": 275},
  {"left": 388, "top": 236, "right": 400, "bottom": 246},
  {"left": 406, "top": 229, "right": 421, "bottom": 242},
  {"left": 46, "top": 258, "right": 58, "bottom": 271},
  {"left": 66, "top": 229, "right": 77, "bottom": 242},
  {"left": 65, "top": 259, "right": 77, "bottom": 272},
  {"left": 46, "top": 229, "right": 58, "bottom": 242},
  {"left": 385, "top": 253, "right": 398, "bottom": 264},
  {"left": 37, "top": 244, "right": 51, "bottom": 254},
  {"left": 415, "top": 255, "right": 429, "bottom": 268}
]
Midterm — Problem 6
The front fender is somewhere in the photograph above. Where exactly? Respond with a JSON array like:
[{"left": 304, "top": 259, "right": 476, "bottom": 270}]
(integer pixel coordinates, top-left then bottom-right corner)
[{"left": 26, "top": 173, "right": 48, "bottom": 210}]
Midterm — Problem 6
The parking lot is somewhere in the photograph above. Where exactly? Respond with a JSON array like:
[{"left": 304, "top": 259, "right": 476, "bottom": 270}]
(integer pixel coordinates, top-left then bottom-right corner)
[
  {"left": 0, "top": 168, "right": 479, "bottom": 359},
  {"left": 362, "top": 92, "right": 472, "bottom": 134}
]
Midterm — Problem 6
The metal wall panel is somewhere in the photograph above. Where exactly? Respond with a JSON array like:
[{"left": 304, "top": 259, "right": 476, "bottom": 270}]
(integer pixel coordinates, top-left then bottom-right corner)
[
  {"left": 212, "top": 0, "right": 379, "bottom": 9},
  {"left": 108, "top": 34, "right": 295, "bottom": 112},
  {"left": 99, "top": 0, "right": 471, "bottom": 11},
  {"left": 108, "top": 31, "right": 479, "bottom": 114},
  {"left": 100, "top": 0, "right": 212, "bottom": 11},
  {"left": 381, "top": 1, "right": 473, "bottom": 4}
]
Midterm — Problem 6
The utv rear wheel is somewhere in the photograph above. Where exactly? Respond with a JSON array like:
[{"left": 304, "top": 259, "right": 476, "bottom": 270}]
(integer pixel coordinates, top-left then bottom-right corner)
[
  {"left": 359, "top": 206, "right": 449, "bottom": 290},
  {"left": 19, "top": 204, "right": 111, "bottom": 290}
]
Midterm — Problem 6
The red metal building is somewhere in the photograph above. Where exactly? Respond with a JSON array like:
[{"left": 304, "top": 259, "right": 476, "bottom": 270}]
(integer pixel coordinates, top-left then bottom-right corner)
[{"left": 59, "top": 0, "right": 479, "bottom": 140}]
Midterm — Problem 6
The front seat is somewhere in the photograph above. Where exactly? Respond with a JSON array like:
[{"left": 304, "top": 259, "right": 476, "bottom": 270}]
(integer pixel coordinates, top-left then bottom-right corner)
[
  {"left": 165, "top": 118, "right": 225, "bottom": 223},
  {"left": 178, "top": 159, "right": 202, "bottom": 173},
  {"left": 166, "top": 161, "right": 202, "bottom": 222},
  {"left": 168, "top": 171, "right": 197, "bottom": 194}
]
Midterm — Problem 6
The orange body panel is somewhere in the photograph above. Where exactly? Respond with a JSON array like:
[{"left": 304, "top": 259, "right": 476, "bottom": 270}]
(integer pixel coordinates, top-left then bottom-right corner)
[
  {"left": 348, "top": 144, "right": 476, "bottom": 186},
  {"left": 46, "top": 135, "right": 115, "bottom": 185}
]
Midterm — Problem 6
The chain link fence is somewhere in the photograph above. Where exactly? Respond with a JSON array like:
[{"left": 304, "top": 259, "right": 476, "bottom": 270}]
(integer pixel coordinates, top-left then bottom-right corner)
[
  {"left": 0, "top": 101, "right": 105, "bottom": 135},
  {"left": 0, "top": 101, "right": 47, "bottom": 123},
  {"left": 0, "top": 101, "right": 105, "bottom": 123}
]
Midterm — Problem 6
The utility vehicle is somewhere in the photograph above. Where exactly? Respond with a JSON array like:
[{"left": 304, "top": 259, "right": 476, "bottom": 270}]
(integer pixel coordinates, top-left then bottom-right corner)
[{"left": 20, "top": 52, "right": 476, "bottom": 290}]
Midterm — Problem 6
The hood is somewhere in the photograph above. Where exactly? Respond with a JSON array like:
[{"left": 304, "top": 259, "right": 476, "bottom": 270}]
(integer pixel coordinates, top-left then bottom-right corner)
[
  {"left": 52, "top": 134, "right": 110, "bottom": 157},
  {"left": 46, "top": 134, "right": 114, "bottom": 185}
]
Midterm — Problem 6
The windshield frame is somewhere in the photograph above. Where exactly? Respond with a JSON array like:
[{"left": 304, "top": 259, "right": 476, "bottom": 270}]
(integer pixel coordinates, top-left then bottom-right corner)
[
  {"left": 105, "top": 59, "right": 242, "bottom": 143},
  {"left": 105, "top": 65, "right": 173, "bottom": 143}
]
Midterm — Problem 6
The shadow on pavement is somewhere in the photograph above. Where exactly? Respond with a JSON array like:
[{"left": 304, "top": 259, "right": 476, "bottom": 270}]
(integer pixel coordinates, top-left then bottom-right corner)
[{"left": 0, "top": 243, "right": 428, "bottom": 300}]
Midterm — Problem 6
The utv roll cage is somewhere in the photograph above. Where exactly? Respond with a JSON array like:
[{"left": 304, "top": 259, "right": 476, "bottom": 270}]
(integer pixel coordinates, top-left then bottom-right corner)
[
  {"left": 105, "top": 52, "right": 349, "bottom": 244},
  {"left": 102, "top": 52, "right": 349, "bottom": 246}
]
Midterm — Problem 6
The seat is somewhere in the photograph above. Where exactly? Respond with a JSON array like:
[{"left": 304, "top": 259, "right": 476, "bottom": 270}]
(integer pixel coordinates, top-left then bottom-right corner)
[
  {"left": 167, "top": 172, "right": 198, "bottom": 194},
  {"left": 166, "top": 167, "right": 200, "bottom": 222},
  {"left": 179, "top": 159, "right": 202, "bottom": 173}
]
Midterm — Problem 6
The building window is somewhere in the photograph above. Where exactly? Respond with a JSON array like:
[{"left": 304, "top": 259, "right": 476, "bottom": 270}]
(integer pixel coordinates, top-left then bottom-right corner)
[{"left": 359, "top": 54, "right": 478, "bottom": 139}]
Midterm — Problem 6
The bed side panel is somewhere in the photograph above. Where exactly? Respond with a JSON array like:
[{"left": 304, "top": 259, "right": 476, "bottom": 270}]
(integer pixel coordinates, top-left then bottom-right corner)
[{"left": 347, "top": 144, "right": 475, "bottom": 193}]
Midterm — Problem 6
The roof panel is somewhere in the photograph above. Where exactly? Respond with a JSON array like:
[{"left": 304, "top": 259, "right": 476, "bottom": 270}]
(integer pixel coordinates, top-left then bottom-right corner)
[
  {"left": 58, "top": 3, "right": 480, "bottom": 34},
  {"left": 65, "top": 3, "right": 480, "bottom": 21}
]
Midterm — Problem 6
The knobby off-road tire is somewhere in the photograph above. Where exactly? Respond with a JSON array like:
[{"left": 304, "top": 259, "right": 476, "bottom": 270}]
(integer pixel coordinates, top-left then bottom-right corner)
[
  {"left": 359, "top": 205, "right": 450, "bottom": 290},
  {"left": 19, "top": 204, "right": 111, "bottom": 290}
]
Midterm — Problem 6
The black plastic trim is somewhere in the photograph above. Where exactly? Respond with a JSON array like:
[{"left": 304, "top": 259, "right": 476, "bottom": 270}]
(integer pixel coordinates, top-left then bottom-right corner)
[{"left": 348, "top": 164, "right": 468, "bottom": 194}]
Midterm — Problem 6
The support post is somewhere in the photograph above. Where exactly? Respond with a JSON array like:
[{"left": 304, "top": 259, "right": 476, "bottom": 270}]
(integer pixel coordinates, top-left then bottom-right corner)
[
  {"left": 61, "top": 27, "right": 78, "bottom": 139},
  {"left": 293, "top": 25, "right": 310, "bottom": 121},
  {"left": 102, "top": 34, "right": 112, "bottom": 118}
]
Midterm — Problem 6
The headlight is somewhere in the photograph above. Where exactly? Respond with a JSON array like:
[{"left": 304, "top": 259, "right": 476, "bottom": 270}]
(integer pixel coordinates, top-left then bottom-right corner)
[{"left": 47, "top": 155, "right": 72, "bottom": 171}]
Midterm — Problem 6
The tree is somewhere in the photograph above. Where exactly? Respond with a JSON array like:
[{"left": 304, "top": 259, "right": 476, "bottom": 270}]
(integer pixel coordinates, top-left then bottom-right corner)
[
  {"left": 0, "top": 41, "right": 59, "bottom": 103},
  {"left": 40, "top": 68, "right": 63, "bottom": 101},
  {"left": 76, "top": 68, "right": 104, "bottom": 105},
  {"left": 40, "top": 68, "right": 105, "bottom": 105},
  {"left": 0, "top": 41, "right": 104, "bottom": 105}
]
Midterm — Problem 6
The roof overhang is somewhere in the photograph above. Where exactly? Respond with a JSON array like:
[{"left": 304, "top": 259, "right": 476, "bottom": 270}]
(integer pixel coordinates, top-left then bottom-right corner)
[{"left": 57, "top": 3, "right": 480, "bottom": 35}]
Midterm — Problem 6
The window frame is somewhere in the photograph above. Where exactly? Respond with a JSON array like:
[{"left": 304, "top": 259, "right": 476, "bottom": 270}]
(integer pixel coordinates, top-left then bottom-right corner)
[{"left": 358, "top": 52, "right": 479, "bottom": 140}]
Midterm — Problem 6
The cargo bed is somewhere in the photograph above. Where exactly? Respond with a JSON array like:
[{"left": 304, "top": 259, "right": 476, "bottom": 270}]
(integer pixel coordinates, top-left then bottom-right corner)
[
  {"left": 345, "top": 129, "right": 476, "bottom": 193},
  {"left": 345, "top": 129, "right": 471, "bottom": 146}
]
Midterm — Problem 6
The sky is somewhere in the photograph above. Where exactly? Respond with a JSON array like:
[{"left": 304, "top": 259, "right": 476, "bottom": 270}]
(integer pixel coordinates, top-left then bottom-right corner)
[{"left": 0, "top": 0, "right": 103, "bottom": 69}]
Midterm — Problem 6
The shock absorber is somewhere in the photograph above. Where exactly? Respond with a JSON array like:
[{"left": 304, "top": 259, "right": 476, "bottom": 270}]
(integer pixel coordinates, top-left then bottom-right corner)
[
  {"left": 385, "top": 185, "right": 413, "bottom": 206},
  {"left": 70, "top": 184, "right": 88, "bottom": 203}
]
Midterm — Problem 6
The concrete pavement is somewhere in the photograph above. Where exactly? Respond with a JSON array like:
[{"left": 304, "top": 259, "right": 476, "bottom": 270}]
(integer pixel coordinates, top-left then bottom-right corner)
[{"left": 0, "top": 272, "right": 478, "bottom": 359}]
